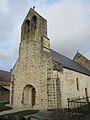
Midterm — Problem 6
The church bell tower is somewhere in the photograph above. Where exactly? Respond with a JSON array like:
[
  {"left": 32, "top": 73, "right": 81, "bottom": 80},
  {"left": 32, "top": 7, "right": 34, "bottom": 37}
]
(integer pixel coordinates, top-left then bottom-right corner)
[{"left": 10, "top": 8, "right": 55, "bottom": 110}]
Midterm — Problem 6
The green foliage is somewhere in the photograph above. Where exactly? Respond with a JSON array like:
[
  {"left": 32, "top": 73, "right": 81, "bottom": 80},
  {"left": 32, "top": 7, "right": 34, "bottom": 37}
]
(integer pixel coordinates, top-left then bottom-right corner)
[
  {"left": 0, "top": 101, "right": 38, "bottom": 119},
  {"left": 71, "top": 103, "right": 90, "bottom": 114},
  {"left": 7, "top": 110, "right": 38, "bottom": 117},
  {"left": 0, "top": 101, "right": 12, "bottom": 112}
]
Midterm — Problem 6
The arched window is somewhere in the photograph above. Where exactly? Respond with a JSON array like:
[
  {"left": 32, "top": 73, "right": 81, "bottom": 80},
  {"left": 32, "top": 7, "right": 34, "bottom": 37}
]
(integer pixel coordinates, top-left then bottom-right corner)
[
  {"left": 76, "top": 77, "right": 79, "bottom": 90},
  {"left": 24, "top": 19, "right": 30, "bottom": 33},
  {"left": 31, "top": 15, "right": 37, "bottom": 30}
]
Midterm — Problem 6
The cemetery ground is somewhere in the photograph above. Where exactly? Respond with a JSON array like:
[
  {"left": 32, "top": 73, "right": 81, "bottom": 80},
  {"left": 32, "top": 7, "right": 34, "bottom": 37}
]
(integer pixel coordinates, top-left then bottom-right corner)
[
  {"left": 0, "top": 99, "right": 90, "bottom": 120},
  {"left": 0, "top": 101, "right": 38, "bottom": 119}
]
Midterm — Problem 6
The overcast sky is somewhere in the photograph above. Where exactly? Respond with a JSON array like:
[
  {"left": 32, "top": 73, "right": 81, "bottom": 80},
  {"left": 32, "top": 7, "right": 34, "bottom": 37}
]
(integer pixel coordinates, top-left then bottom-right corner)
[{"left": 0, "top": 0, "right": 90, "bottom": 71}]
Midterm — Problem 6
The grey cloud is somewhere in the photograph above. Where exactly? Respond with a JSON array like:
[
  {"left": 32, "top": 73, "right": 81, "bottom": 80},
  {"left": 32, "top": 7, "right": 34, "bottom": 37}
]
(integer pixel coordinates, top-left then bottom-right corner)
[
  {"left": 43, "top": 0, "right": 90, "bottom": 58},
  {"left": 0, "top": 0, "right": 9, "bottom": 13}
]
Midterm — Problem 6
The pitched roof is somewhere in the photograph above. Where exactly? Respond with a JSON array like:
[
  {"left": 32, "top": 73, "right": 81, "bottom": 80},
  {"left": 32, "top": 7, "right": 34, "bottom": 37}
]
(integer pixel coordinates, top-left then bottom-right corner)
[
  {"left": 51, "top": 50, "right": 90, "bottom": 76},
  {"left": 0, "top": 70, "right": 11, "bottom": 82},
  {"left": 2, "top": 86, "right": 10, "bottom": 90},
  {"left": 0, "top": 86, "right": 10, "bottom": 91}
]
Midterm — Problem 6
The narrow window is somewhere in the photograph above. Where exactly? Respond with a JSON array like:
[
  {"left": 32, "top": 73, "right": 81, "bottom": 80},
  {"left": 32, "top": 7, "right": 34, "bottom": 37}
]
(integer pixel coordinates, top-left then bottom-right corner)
[
  {"left": 24, "top": 20, "right": 30, "bottom": 33},
  {"left": 31, "top": 15, "right": 37, "bottom": 30},
  {"left": 85, "top": 88, "right": 89, "bottom": 102},
  {"left": 76, "top": 77, "right": 79, "bottom": 90}
]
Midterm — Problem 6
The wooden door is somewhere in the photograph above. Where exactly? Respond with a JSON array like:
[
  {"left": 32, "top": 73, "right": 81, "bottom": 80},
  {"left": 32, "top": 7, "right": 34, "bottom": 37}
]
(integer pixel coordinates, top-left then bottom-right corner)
[{"left": 32, "top": 88, "right": 36, "bottom": 106}]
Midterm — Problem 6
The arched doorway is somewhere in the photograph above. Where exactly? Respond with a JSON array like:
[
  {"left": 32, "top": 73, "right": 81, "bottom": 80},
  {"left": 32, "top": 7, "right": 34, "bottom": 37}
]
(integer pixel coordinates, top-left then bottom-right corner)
[{"left": 22, "top": 85, "right": 36, "bottom": 107}]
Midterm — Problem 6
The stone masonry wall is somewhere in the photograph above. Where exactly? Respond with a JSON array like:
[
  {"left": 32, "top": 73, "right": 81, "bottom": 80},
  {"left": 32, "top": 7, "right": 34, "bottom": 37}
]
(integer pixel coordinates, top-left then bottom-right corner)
[
  {"left": 10, "top": 8, "right": 55, "bottom": 110},
  {"left": 10, "top": 8, "right": 90, "bottom": 110},
  {"left": 60, "top": 68, "right": 90, "bottom": 108},
  {"left": 73, "top": 52, "right": 90, "bottom": 71}
]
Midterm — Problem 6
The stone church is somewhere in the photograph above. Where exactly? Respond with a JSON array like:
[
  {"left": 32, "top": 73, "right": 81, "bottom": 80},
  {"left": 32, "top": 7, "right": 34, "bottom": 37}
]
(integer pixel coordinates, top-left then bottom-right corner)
[{"left": 10, "top": 8, "right": 90, "bottom": 110}]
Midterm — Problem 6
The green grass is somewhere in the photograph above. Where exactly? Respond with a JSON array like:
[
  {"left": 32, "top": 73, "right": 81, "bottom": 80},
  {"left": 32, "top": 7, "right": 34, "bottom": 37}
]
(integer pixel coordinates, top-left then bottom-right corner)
[
  {"left": 70, "top": 103, "right": 90, "bottom": 114},
  {"left": 6, "top": 110, "right": 38, "bottom": 118},
  {"left": 0, "top": 101, "right": 12, "bottom": 112},
  {"left": 0, "top": 101, "right": 38, "bottom": 119}
]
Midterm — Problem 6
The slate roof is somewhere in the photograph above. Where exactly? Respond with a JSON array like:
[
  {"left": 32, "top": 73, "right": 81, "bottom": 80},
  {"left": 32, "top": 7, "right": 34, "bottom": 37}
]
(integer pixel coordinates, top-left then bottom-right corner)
[
  {"left": 0, "top": 50, "right": 90, "bottom": 84},
  {"left": 0, "top": 70, "right": 11, "bottom": 82},
  {"left": 2, "top": 86, "right": 10, "bottom": 90},
  {"left": 0, "top": 86, "right": 10, "bottom": 91},
  {"left": 51, "top": 50, "right": 90, "bottom": 76}
]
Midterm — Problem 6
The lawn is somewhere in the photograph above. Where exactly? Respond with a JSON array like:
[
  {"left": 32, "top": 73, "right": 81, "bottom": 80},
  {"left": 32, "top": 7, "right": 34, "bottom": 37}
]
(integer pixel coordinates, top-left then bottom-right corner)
[
  {"left": 0, "top": 101, "right": 38, "bottom": 119},
  {"left": 0, "top": 101, "right": 12, "bottom": 112},
  {"left": 5, "top": 110, "right": 38, "bottom": 118},
  {"left": 0, "top": 110, "right": 38, "bottom": 120}
]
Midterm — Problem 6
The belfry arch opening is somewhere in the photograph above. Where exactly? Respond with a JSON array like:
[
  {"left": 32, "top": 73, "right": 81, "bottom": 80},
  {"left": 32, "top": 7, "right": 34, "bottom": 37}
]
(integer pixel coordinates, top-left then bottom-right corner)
[
  {"left": 31, "top": 15, "right": 37, "bottom": 30},
  {"left": 24, "top": 19, "right": 30, "bottom": 33},
  {"left": 22, "top": 85, "right": 36, "bottom": 107}
]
